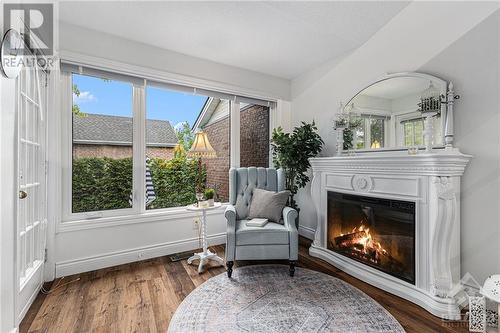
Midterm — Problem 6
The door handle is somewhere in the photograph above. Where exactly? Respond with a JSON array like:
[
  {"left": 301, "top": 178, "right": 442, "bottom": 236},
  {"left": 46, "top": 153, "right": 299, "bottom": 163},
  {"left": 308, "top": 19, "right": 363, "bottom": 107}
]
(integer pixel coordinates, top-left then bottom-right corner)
[{"left": 19, "top": 190, "right": 28, "bottom": 199}]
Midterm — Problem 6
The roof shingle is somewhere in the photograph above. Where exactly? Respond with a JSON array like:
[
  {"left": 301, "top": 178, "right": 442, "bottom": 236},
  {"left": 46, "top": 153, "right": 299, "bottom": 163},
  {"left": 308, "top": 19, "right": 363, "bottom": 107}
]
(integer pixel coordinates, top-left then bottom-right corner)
[{"left": 73, "top": 113, "right": 178, "bottom": 146}]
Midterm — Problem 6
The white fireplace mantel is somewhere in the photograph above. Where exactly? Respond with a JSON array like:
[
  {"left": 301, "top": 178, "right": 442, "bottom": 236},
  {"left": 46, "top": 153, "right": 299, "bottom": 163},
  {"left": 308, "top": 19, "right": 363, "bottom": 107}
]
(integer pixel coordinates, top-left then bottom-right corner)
[{"left": 308, "top": 148, "right": 471, "bottom": 320}]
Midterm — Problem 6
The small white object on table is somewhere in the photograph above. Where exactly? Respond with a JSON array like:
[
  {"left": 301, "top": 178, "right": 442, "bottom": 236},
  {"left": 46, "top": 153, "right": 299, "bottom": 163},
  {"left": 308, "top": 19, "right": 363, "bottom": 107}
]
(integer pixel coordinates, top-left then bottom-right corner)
[
  {"left": 186, "top": 202, "right": 224, "bottom": 273},
  {"left": 481, "top": 274, "right": 500, "bottom": 332}
]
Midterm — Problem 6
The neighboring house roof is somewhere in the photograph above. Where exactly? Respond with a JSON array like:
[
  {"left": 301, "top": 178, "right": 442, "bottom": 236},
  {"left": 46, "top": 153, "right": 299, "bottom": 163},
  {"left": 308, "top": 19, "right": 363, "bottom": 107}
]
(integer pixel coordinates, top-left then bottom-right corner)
[
  {"left": 73, "top": 113, "right": 178, "bottom": 147},
  {"left": 192, "top": 97, "right": 251, "bottom": 131}
]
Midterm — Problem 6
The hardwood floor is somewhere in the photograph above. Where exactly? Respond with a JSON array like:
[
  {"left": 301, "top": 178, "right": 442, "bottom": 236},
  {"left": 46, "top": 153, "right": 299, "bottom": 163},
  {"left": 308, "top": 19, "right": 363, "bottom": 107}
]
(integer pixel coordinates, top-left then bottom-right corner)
[{"left": 21, "top": 239, "right": 468, "bottom": 333}]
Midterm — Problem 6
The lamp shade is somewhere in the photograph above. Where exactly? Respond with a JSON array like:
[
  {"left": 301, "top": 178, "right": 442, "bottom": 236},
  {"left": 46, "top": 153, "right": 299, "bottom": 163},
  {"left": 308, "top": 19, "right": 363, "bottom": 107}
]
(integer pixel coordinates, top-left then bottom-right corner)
[
  {"left": 481, "top": 274, "right": 500, "bottom": 303},
  {"left": 188, "top": 131, "right": 217, "bottom": 158}
]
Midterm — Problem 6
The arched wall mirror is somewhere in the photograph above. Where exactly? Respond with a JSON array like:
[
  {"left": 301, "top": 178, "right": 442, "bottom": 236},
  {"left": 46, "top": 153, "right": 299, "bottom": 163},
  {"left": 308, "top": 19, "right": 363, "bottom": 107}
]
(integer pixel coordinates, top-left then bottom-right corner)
[{"left": 338, "top": 72, "right": 456, "bottom": 153}]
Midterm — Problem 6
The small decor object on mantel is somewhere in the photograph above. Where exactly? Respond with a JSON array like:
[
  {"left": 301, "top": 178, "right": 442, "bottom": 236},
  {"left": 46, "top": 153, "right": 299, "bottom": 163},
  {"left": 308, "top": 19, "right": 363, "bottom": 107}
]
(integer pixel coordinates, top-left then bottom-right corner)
[
  {"left": 271, "top": 121, "right": 323, "bottom": 215},
  {"left": 333, "top": 102, "right": 349, "bottom": 156},
  {"left": 481, "top": 274, "right": 500, "bottom": 332},
  {"left": 418, "top": 81, "right": 441, "bottom": 152}
]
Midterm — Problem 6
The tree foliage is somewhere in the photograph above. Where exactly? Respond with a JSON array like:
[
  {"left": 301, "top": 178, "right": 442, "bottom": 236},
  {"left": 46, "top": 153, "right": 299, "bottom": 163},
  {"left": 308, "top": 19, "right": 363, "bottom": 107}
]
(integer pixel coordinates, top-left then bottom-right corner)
[
  {"left": 71, "top": 84, "right": 87, "bottom": 117},
  {"left": 176, "top": 122, "right": 194, "bottom": 152},
  {"left": 271, "top": 121, "right": 323, "bottom": 209}
]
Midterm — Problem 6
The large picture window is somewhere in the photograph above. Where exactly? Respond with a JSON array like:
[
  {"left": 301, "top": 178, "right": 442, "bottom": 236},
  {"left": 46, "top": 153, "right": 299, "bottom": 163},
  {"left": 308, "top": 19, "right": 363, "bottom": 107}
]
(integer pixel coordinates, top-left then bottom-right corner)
[
  {"left": 71, "top": 73, "right": 133, "bottom": 213},
  {"left": 145, "top": 85, "right": 214, "bottom": 209},
  {"left": 62, "top": 64, "right": 274, "bottom": 222}
]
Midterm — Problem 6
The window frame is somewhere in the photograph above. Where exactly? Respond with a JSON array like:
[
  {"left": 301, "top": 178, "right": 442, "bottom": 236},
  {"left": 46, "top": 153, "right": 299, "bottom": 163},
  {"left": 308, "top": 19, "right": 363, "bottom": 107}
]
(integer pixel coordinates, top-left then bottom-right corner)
[
  {"left": 60, "top": 66, "right": 276, "bottom": 224},
  {"left": 61, "top": 71, "right": 140, "bottom": 221}
]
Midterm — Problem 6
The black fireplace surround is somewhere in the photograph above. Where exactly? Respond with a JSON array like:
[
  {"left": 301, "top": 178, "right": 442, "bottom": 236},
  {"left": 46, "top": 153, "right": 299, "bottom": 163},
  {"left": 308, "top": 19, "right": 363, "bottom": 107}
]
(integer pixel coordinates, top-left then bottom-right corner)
[{"left": 327, "top": 191, "right": 415, "bottom": 284}]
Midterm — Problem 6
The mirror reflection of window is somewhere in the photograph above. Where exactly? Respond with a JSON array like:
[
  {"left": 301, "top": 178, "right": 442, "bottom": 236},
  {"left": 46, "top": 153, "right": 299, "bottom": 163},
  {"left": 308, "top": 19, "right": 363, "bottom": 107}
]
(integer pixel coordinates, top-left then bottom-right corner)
[
  {"left": 347, "top": 116, "right": 385, "bottom": 150},
  {"left": 369, "top": 118, "right": 384, "bottom": 148},
  {"left": 403, "top": 119, "right": 424, "bottom": 147}
]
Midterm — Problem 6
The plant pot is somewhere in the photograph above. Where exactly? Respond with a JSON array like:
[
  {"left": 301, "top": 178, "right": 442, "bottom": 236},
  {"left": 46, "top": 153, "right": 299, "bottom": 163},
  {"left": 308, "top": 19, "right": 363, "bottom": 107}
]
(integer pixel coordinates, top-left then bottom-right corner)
[
  {"left": 199, "top": 200, "right": 209, "bottom": 208},
  {"left": 207, "top": 199, "right": 214, "bottom": 207}
]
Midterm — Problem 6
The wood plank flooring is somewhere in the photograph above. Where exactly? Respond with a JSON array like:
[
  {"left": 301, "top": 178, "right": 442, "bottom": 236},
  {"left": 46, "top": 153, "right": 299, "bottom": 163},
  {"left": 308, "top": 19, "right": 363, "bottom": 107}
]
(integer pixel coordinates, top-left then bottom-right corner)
[{"left": 21, "top": 239, "right": 469, "bottom": 332}]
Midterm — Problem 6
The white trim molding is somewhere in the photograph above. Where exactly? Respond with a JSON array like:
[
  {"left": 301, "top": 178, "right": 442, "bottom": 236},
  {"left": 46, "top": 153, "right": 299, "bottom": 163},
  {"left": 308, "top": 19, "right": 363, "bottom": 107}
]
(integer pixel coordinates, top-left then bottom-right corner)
[{"left": 309, "top": 148, "right": 471, "bottom": 320}]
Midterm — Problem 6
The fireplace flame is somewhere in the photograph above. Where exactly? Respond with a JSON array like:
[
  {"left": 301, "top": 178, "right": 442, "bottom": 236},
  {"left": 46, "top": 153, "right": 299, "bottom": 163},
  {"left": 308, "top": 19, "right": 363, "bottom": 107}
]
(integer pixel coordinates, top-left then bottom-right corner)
[{"left": 337, "top": 224, "right": 387, "bottom": 261}]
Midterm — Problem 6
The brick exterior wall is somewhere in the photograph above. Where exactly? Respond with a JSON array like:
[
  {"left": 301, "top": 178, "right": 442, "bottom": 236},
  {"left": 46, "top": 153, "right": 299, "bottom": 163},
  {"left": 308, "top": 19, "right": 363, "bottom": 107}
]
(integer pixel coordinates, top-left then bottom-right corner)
[
  {"left": 239, "top": 105, "right": 270, "bottom": 168},
  {"left": 202, "top": 117, "right": 231, "bottom": 202},
  {"left": 202, "top": 105, "right": 269, "bottom": 202},
  {"left": 73, "top": 144, "right": 174, "bottom": 160}
]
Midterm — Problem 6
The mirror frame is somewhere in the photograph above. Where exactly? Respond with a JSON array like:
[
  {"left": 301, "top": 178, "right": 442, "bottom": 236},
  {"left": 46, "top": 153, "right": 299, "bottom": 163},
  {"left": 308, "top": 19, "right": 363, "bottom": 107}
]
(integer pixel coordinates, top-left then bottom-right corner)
[{"left": 341, "top": 72, "right": 450, "bottom": 153}]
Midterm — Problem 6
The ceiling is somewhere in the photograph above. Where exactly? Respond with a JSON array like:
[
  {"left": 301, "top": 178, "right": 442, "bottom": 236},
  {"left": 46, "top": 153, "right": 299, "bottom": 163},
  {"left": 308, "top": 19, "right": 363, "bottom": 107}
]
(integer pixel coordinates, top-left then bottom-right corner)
[{"left": 59, "top": 1, "right": 409, "bottom": 79}]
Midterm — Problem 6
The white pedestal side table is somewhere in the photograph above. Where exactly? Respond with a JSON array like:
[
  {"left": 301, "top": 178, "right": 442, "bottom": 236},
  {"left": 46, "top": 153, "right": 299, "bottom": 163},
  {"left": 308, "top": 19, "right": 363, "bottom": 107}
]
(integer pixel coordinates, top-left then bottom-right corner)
[{"left": 186, "top": 202, "right": 224, "bottom": 273}]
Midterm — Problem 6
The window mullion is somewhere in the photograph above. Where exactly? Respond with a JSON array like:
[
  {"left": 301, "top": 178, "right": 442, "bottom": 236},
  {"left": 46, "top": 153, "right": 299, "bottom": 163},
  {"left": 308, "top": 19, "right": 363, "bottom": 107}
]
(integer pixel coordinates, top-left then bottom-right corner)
[
  {"left": 61, "top": 72, "right": 73, "bottom": 219},
  {"left": 230, "top": 100, "right": 240, "bottom": 168},
  {"left": 133, "top": 84, "right": 146, "bottom": 213}
]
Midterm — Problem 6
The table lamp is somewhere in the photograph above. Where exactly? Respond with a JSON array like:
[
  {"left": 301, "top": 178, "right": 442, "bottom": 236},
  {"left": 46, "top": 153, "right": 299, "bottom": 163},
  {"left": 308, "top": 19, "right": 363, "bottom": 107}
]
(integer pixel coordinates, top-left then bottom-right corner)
[{"left": 187, "top": 130, "right": 217, "bottom": 203}]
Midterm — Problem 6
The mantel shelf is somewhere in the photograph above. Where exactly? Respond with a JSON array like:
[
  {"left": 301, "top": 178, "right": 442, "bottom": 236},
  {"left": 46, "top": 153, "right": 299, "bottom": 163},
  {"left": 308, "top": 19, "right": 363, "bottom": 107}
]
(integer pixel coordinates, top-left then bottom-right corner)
[{"left": 309, "top": 148, "right": 471, "bottom": 176}]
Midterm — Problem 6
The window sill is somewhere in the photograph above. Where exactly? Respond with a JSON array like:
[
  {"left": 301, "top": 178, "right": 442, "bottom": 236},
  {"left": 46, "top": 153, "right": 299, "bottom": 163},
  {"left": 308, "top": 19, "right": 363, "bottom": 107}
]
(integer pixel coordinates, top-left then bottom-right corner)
[{"left": 57, "top": 204, "right": 228, "bottom": 234}]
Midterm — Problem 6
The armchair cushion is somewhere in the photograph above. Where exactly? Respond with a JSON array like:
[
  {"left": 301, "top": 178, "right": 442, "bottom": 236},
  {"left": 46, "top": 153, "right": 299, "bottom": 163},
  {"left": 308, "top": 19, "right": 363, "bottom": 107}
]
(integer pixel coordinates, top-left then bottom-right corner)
[
  {"left": 248, "top": 188, "right": 290, "bottom": 223},
  {"left": 235, "top": 220, "right": 289, "bottom": 246}
]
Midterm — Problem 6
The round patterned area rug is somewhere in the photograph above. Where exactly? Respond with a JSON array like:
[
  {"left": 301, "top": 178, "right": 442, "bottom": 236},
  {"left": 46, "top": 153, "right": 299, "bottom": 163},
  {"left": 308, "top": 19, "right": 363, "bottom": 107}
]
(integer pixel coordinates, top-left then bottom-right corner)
[{"left": 168, "top": 265, "right": 405, "bottom": 333}]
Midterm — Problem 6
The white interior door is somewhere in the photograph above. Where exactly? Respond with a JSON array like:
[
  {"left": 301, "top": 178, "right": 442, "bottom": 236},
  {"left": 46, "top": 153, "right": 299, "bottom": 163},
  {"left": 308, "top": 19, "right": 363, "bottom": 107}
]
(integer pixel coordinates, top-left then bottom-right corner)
[{"left": 16, "top": 62, "right": 48, "bottom": 322}]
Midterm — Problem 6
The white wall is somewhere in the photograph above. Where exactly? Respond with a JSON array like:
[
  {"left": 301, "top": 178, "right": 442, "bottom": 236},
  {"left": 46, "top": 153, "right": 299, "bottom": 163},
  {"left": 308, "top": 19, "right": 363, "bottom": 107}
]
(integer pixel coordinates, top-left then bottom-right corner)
[
  {"left": 59, "top": 22, "right": 290, "bottom": 101},
  {"left": 54, "top": 212, "right": 228, "bottom": 277},
  {"left": 291, "top": 3, "right": 499, "bottom": 284},
  {"left": 419, "top": 10, "right": 500, "bottom": 284}
]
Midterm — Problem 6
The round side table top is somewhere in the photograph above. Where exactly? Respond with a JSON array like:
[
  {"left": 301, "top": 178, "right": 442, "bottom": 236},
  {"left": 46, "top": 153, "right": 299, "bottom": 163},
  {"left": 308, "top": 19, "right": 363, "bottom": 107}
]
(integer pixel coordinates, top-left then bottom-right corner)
[{"left": 186, "top": 202, "right": 222, "bottom": 211}]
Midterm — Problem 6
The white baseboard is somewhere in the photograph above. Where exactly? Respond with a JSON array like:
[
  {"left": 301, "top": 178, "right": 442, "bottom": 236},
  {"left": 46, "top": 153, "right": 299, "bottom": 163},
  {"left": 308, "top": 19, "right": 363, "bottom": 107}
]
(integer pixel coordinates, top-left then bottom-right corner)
[
  {"left": 55, "top": 233, "right": 226, "bottom": 277},
  {"left": 298, "top": 225, "right": 315, "bottom": 240}
]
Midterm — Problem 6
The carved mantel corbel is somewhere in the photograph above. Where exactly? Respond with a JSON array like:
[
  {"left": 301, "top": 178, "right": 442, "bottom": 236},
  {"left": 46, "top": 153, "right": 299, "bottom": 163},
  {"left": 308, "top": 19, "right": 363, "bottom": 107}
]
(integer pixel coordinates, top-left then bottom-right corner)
[{"left": 430, "top": 176, "right": 459, "bottom": 298}]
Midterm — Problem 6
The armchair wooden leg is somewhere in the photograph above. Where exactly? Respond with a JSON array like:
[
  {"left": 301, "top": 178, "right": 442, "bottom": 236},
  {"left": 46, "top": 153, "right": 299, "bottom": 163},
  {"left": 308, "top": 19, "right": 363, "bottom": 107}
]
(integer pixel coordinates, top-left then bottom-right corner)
[
  {"left": 226, "top": 261, "right": 234, "bottom": 278},
  {"left": 289, "top": 261, "right": 296, "bottom": 277}
]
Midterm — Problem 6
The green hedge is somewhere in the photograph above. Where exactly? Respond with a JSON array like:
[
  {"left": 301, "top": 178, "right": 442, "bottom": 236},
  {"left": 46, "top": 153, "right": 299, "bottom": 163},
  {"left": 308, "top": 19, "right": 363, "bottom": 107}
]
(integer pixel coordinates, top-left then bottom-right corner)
[
  {"left": 147, "top": 157, "right": 205, "bottom": 210},
  {"left": 72, "top": 156, "right": 205, "bottom": 213}
]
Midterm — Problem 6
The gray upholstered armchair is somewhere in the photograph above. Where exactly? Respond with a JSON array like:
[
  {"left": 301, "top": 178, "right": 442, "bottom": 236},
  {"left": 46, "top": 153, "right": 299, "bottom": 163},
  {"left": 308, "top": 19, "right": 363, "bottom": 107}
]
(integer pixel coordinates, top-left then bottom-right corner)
[{"left": 225, "top": 167, "right": 298, "bottom": 278}]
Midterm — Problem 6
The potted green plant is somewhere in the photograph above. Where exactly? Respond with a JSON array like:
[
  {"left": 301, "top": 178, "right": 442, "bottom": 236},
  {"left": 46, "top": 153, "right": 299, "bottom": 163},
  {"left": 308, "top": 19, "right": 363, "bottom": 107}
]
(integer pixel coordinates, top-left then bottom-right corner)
[
  {"left": 271, "top": 121, "right": 324, "bottom": 221},
  {"left": 204, "top": 188, "right": 215, "bottom": 207}
]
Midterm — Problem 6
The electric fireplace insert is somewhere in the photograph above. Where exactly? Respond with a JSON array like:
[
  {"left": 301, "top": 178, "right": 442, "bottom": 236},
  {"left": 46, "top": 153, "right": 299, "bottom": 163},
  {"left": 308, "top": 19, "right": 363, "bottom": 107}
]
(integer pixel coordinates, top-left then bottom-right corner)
[{"left": 327, "top": 191, "right": 415, "bottom": 284}]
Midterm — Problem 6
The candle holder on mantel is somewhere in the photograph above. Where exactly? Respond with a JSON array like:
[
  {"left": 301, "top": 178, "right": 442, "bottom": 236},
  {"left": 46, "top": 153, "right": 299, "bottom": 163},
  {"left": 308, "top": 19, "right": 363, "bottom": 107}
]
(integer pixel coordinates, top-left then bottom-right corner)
[
  {"left": 334, "top": 102, "right": 349, "bottom": 156},
  {"left": 418, "top": 81, "right": 441, "bottom": 153},
  {"left": 419, "top": 81, "right": 460, "bottom": 152}
]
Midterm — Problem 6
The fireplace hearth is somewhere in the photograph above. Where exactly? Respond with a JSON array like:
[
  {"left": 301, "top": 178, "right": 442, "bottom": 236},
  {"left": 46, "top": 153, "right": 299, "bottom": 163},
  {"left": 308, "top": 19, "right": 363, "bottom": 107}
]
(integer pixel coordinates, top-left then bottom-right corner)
[{"left": 327, "top": 192, "right": 415, "bottom": 284}]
